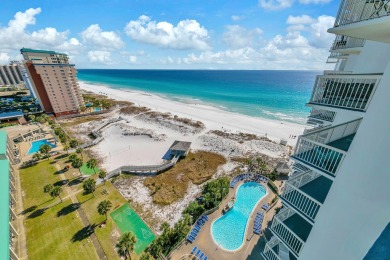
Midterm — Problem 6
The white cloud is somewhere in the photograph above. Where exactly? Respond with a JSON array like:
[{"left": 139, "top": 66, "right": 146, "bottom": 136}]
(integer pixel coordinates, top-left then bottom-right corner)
[
  {"left": 88, "top": 50, "right": 111, "bottom": 63},
  {"left": 124, "top": 15, "right": 210, "bottom": 50},
  {"left": 299, "top": 0, "right": 331, "bottom": 4},
  {"left": 81, "top": 24, "right": 124, "bottom": 49},
  {"left": 181, "top": 14, "right": 335, "bottom": 69},
  {"left": 287, "top": 15, "right": 315, "bottom": 24},
  {"left": 129, "top": 55, "right": 137, "bottom": 64},
  {"left": 0, "top": 8, "right": 82, "bottom": 61},
  {"left": 223, "top": 25, "right": 263, "bottom": 49},
  {"left": 231, "top": 15, "right": 243, "bottom": 21},
  {"left": 260, "top": 0, "right": 331, "bottom": 10},
  {"left": 259, "top": 0, "right": 294, "bottom": 10},
  {"left": 0, "top": 53, "right": 10, "bottom": 64}
]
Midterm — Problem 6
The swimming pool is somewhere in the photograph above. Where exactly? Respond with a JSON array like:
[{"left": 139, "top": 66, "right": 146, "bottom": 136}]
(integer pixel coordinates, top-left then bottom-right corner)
[
  {"left": 28, "top": 139, "right": 56, "bottom": 155},
  {"left": 211, "top": 182, "right": 266, "bottom": 251}
]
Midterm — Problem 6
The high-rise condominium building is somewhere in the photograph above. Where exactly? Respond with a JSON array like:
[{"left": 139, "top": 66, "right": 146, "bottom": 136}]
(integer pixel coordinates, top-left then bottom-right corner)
[
  {"left": 262, "top": 1, "right": 390, "bottom": 259},
  {"left": 21, "top": 48, "right": 84, "bottom": 117},
  {"left": 0, "top": 63, "right": 24, "bottom": 86}
]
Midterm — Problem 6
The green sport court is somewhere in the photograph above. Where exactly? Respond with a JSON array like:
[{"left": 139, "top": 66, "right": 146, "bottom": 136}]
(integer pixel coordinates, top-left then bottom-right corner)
[
  {"left": 110, "top": 204, "right": 156, "bottom": 255},
  {"left": 80, "top": 163, "right": 99, "bottom": 175}
]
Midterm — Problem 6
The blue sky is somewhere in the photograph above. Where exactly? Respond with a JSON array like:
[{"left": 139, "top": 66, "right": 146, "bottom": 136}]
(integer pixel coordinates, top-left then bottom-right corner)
[{"left": 0, "top": 0, "right": 340, "bottom": 69}]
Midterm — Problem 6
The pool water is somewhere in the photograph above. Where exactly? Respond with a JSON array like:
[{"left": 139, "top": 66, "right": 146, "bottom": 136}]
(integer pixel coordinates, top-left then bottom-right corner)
[
  {"left": 211, "top": 182, "right": 266, "bottom": 251},
  {"left": 28, "top": 139, "right": 56, "bottom": 155}
]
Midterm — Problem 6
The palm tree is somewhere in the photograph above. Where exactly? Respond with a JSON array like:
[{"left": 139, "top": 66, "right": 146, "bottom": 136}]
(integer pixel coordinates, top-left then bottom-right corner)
[
  {"left": 116, "top": 232, "right": 137, "bottom": 260},
  {"left": 39, "top": 144, "right": 52, "bottom": 159},
  {"left": 43, "top": 184, "right": 53, "bottom": 198},
  {"left": 71, "top": 157, "right": 83, "bottom": 175},
  {"left": 246, "top": 158, "right": 253, "bottom": 172},
  {"left": 86, "top": 158, "right": 98, "bottom": 174},
  {"left": 50, "top": 186, "right": 63, "bottom": 202},
  {"left": 83, "top": 178, "right": 96, "bottom": 197},
  {"left": 69, "top": 139, "right": 79, "bottom": 149},
  {"left": 97, "top": 200, "right": 112, "bottom": 221},
  {"left": 98, "top": 170, "right": 107, "bottom": 184},
  {"left": 32, "top": 152, "right": 42, "bottom": 161},
  {"left": 63, "top": 143, "right": 70, "bottom": 155},
  {"left": 68, "top": 153, "right": 78, "bottom": 162},
  {"left": 76, "top": 148, "right": 83, "bottom": 159}
]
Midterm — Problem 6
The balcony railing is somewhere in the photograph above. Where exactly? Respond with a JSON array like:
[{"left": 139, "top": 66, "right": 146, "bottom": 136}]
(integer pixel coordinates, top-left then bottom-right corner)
[
  {"left": 303, "top": 125, "right": 326, "bottom": 134},
  {"left": 309, "top": 74, "right": 381, "bottom": 111},
  {"left": 270, "top": 207, "right": 306, "bottom": 256},
  {"left": 330, "top": 35, "right": 365, "bottom": 51},
  {"left": 324, "top": 70, "right": 352, "bottom": 75},
  {"left": 326, "top": 52, "right": 348, "bottom": 63},
  {"left": 334, "top": 0, "right": 390, "bottom": 27},
  {"left": 262, "top": 236, "right": 281, "bottom": 260},
  {"left": 308, "top": 108, "right": 336, "bottom": 122},
  {"left": 292, "top": 119, "right": 361, "bottom": 177},
  {"left": 281, "top": 171, "right": 323, "bottom": 222}
]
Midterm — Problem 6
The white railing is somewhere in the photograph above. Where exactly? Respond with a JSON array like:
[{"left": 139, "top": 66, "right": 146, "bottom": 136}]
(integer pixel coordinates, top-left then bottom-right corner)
[
  {"left": 330, "top": 35, "right": 365, "bottom": 51},
  {"left": 308, "top": 108, "right": 336, "bottom": 122},
  {"left": 309, "top": 74, "right": 381, "bottom": 111},
  {"left": 282, "top": 171, "right": 323, "bottom": 222},
  {"left": 263, "top": 237, "right": 281, "bottom": 260},
  {"left": 303, "top": 125, "right": 326, "bottom": 134},
  {"left": 271, "top": 207, "right": 305, "bottom": 256},
  {"left": 324, "top": 70, "right": 352, "bottom": 75},
  {"left": 327, "top": 52, "right": 348, "bottom": 63},
  {"left": 335, "top": 0, "right": 390, "bottom": 27},
  {"left": 292, "top": 119, "right": 361, "bottom": 177}
]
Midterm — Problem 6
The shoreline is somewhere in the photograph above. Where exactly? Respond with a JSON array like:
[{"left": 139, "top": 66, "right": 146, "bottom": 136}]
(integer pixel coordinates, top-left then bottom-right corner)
[{"left": 78, "top": 81, "right": 305, "bottom": 145}]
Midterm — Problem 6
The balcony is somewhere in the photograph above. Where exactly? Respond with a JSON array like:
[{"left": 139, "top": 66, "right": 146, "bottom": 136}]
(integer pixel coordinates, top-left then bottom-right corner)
[
  {"left": 329, "top": 0, "right": 390, "bottom": 43},
  {"left": 323, "top": 70, "right": 352, "bottom": 75},
  {"left": 308, "top": 74, "right": 381, "bottom": 111},
  {"left": 330, "top": 35, "right": 365, "bottom": 53},
  {"left": 262, "top": 236, "right": 297, "bottom": 260},
  {"left": 270, "top": 207, "right": 313, "bottom": 257},
  {"left": 281, "top": 170, "right": 333, "bottom": 223},
  {"left": 291, "top": 119, "right": 361, "bottom": 178},
  {"left": 326, "top": 52, "right": 348, "bottom": 63},
  {"left": 308, "top": 108, "right": 336, "bottom": 122}
]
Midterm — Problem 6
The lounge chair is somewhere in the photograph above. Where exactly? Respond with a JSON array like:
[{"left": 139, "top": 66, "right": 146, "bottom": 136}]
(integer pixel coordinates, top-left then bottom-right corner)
[
  {"left": 196, "top": 249, "right": 201, "bottom": 257},
  {"left": 199, "top": 252, "right": 204, "bottom": 259},
  {"left": 191, "top": 246, "right": 198, "bottom": 254},
  {"left": 191, "top": 231, "right": 198, "bottom": 237},
  {"left": 187, "top": 236, "right": 193, "bottom": 243},
  {"left": 195, "top": 225, "right": 201, "bottom": 230},
  {"left": 193, "top": 226, "right": 200, "bottom": 232},
  {"left": 204, "top": 257, "right": 208, "bottom": 260}
]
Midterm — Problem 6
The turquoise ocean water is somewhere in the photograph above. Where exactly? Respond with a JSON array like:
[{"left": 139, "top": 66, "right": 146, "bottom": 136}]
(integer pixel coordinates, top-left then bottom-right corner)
[{"left": 78, "top": 70, "right": 318, "bottom": 124}]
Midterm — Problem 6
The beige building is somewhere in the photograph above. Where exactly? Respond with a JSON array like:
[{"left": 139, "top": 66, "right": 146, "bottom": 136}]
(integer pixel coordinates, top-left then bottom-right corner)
[{"left": 21, "top": 48, "right": 84, "bottom": 117}]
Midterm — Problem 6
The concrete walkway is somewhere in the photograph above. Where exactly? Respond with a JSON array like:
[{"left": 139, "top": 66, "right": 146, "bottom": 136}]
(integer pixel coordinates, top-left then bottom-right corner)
[
  {"left": 13, "top": 165, "right": 28, "bottom": 260},
  {"left": 55, "top": 164, "right": 107, "bottom": 260}
]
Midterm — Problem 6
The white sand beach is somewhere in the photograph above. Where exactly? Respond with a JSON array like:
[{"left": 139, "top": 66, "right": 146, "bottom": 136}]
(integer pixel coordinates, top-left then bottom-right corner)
[
  {"left": 79, "top": 81, "right": 305, "bottom": 144},
  {"left": 67, "top": 81, "right": 306, "bottom": 227}
]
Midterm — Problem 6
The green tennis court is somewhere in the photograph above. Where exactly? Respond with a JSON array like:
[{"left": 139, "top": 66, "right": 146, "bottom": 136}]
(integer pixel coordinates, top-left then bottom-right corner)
[
  {"left": 110, "top": 204, "right": 156, "bottom": 255},
  {"left": 80, "top": 163, "right": 99, "bottom": 175}
]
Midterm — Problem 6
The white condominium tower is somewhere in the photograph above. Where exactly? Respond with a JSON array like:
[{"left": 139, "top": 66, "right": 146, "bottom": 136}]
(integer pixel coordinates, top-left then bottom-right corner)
[{"left": 262, "top": 1, "right": 390, "bottom": 259}]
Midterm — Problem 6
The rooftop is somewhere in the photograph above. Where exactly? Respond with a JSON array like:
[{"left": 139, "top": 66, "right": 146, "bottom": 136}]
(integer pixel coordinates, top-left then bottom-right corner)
[
  {"left": 20, "top": 48, "right": 67, "bottom": 56},
  {"left": 0, "top": 111, "right": 24, "bottom": 120},
  {"left": 169, "top": 140, "right": 191, "bottom": 152}
]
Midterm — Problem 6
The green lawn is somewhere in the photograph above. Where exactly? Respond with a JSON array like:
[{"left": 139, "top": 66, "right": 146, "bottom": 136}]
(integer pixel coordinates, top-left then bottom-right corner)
[
  {"left": 19, "top": 160, "right": 98, "bottom": 260},
  {"left": 80, "top": 163, "right": 99, "bottom": 175},
  {"left": 76, "top": 182, "right": 128, "bottom": 260},
  {"left": 20, "top": 159, "right": 61, "bottom": 208},
  {"left": 24, "top": 200, "right": 98, "bottom": 260}
]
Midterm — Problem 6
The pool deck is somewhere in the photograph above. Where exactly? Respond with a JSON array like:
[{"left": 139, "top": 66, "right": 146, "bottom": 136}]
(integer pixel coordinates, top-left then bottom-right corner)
[{"left": 169, "top": 179, "right": 279, "bottom": 260}]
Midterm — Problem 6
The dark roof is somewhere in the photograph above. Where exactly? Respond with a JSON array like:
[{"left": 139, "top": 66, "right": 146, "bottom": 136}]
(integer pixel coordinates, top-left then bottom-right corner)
[
  {"left": 169, "top": 141, "right": 191, "bottom": 152},
  {"left": 20, "top": 48, "right": 67, "bottom": 55}
]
